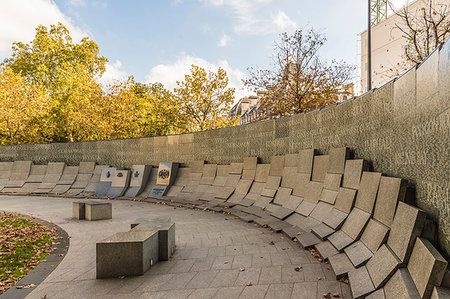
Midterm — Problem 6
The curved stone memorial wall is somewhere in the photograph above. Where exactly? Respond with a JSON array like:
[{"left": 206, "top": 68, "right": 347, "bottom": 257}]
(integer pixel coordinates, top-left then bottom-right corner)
[{"left": 0, "top": 39, "right": 449, "bottom": 261}]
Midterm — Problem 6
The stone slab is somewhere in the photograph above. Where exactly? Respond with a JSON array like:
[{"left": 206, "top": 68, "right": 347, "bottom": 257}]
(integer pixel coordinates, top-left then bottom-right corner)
[
  {"left": 360, "top": 219, "right": 390, "bottom": 253},
  {"left": 273, "top": 187, "right": 292, "bottom": 205},
  {"left": 50, "top": 185, "right": 71, "bottom": 195},
  {"left": 373, "top": 176, "right": 407, "bottom": 227},
  {"left": 342, "top": 159, "right": 364, "bottom": 189},
  {"left": 216, "top": 165, "right": 228, "bottom": 176},
  {"left": 344, "top": 240, "right": 374, "bottom": 267},
  {"left": 241, "top": 169, "right": 255, "bottom": 180},
  {"left": 127, "top": 165, "right": 152, "bottom": 192},
  {"left": 99, "top": 167, "right": 116, "bottom": 182},
  {"left": 328, "top": 230, "right": 355, "bottom": 251},
  {"left": 78, "top": 162, "right": 96, "bottom": 174},
  {"left": 310, "top": 201, "right": 333, "bottom": 222},
  {"left": 282, "top": 195, "right": 303, "bottom": 210},
  {"left": 202, "top": 164, "right": 217, "bottom": 178},
  {"left": 292, "top": 173, "right": 311, "bottom": 197},
  {"left": 323, "top": 208, "right": 348, "bottom": 230},
  {"left": 311, "top": 223, "right": 335, "bottom": 240},
  {"left": 354, "top": 171, "right": 382, "bottom": 214},
  {"left": 0, "top": 162, "right": 13, "bottom": 179},
  {"left": 387, "top": 202, "right": 426, "bottom": 263},
  {"left": 323, "top": 173, "right": 342, "bottom": 191},
  {"left": 296, "top": 201, "right": 316, "bottom": 217},
  {"left": 18, "top": 183, "right": 40, "bottom": 193},
  {"left": 149, "top": 185, "right": 171, "bottom": 199},
  {"left": 57, "top": 166, "right": 78, "bottom": 185},
  {"left": 366, "top": 244, "right": 402, "bottom": 289},
  {"left": 348, "top": 266, "right": 375, "bottom": 299},
  {"left": 243, "top": 157, "right": 257, "bottom": 170},
  {"left": 366, "top": 289, "right": 386, "bottom": 299},
  {"left": 341, "top": 207, "right": 371, "bottom": 240},
  {"left": 9, "top": 161, "right": 32, "bottom": 181},
  {"left": 328, "top": 147, "right": 349, "bottom": 174},
  {"left": 66, "top": 188, "right": 83, "bottom": 196},
  {"left": 228, "top": 163, "right": 243, "bottom": 175},
  {"left": 72, "top": 173, "right": 92, "bottom": 189},
  {"left": 156, "top": 162, "right": 179, "bottom": 186},
  {"left": 166, "top": 185, "right": 183, "bottom": 197},
  {"left": 224, "top": 175, "right": 241, "bottom": 187},
  {"left": 284, "top": 153, "right": 298, "bottom": 167},
  {"left": 96, "top": 230, "right": 159, "bottom": 278},
  {"left": 26, "top": 165, "right": 47, "bottom": 183},
  {"left": 261, "top": 188, "right": 276, "bottom": 198},
  {"left": 249, "top": 181, "right": 265, "bottom": 194},
  {"left": 296, "top": 232, "right": 321, "bottom": 248},
  {"left": 269, "top": 155, "right": 285, "bottom": 176},
  {"left": 270, "top": 206, "right": 295, "bottom": 220},
  {"left": 43, "top": 162, "right": 65, "bottom": 183},
  {"left": 255, "top": 164, "right": 270, "bottom": 182},
  {"left": 311, "top": 155, "right": 329, "bottom": 182},
  {"left": 236, "top": 198, "right": 255, "bottom": 207},
  {"left": 431, "top": 287, "right": 450, "bottom": 299},
  {"left": 334, "top": 187, "right": 357, "bottom": 214},
  {"left": 212, "top": 175, "right": 227, "bottom": 187},
  {"left": 315, "top": 240, "right": 339, "bottom": 259},
  {"left": 303, "top": 181, "right": 323, "bottom": 203},
  {"left": 226, "top": 193, "right": 245, "bottom": 204},
  {"left": 190, "top": 160, "right": 204, "bottom": 173},
  {"left": 384, "top": 268, "right": 421, "bottom": 299},
  {"left": 408, "top": 237, "right": 448, "bottom": 299},
  {"left": 319, "top": 188, "right": 338, "bottom": 205},
  {"left": 86, "top": 202, "right": 112, "bottom": 221},
  {"left": 280, "top": 166, "right": 297, "bottom": 188},
  {"left": 234, "top": 179, "right": 251, "bottom": 195},
  {"left": 215, "top": 186, "right": 235, "bottom": 200},
  {"left": 329, "top": 252, "right": 355, "bottom": 279},
  {"left": 252, "top": 196, "right": 272, "bottom": 208},
  {"left": 131, "top": 221, "right": 175, "bottom": 261},
  {"left": 297, "top": 149, "right": 315, "bottom": 174},
  {"left": 265, "top": 175, "right": 281, "bottom": 190},
  {"left": 73, "top": 201, "right": 86, "bottom": 219}
]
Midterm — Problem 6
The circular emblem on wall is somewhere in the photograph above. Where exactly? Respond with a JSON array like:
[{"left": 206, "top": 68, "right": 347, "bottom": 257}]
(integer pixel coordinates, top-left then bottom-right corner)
[{"left": 158, "top": 169, "right": 170, "bottom": 179}]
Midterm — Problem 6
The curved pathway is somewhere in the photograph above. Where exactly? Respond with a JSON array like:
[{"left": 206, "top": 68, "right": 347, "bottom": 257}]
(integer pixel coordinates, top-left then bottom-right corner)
[{"left": 0, "top": 196, "right": 351, "bottom": 299}]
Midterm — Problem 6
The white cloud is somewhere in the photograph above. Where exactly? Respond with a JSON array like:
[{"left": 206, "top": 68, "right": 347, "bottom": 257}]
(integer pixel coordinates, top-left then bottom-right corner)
[
  {"left": 145, "top": 54, "right": 251, "bottom": 101},
  {"left": 68, "top": 0, "right": 85, "bottom": 7},
  {"left": 272, "top": 11, "right": 297, "bottom": 31},
  {"left": 98, "top": 60, "right": 129, "bottom": 85},
  {"left": 218, "top": 34, "right": 231, "bottom": 47},
  {"left": 0, "top": 0, "right": 88, "bottom": 58}
]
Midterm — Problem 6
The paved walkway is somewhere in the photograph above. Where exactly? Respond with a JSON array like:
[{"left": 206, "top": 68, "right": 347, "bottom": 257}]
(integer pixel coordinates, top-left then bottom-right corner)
[{"left": 0, "top": 196, "right": 351, "bottom": 299}]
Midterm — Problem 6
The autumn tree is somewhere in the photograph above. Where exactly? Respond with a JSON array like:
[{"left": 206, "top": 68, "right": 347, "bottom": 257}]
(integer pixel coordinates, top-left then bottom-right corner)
[
  {"left": 244, "top": 29, "right": 354, "bottom": 120},
  {"left": 0, "top": 67, "right": 50, "bottom": 145},
  {"left": 173, "top": 65, "right": 237, "bottom": 132},
  {"left": 2, "top": 23, "right": 107, "bottom": 142},
  {"left": 389, "top": 0, "right": 449, "bottom": 65}
]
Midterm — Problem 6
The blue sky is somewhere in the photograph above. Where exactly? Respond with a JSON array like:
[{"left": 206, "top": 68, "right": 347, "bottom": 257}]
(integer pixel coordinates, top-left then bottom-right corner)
[{"left": 0, "top": 0, "right": 408, "bottom": 99}]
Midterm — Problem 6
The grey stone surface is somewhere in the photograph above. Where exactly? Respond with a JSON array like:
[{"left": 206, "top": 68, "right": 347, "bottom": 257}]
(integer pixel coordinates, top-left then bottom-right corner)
[
  {"left": 311, "top": 155, "right": 329, "bottom": 182},
  {"left": 407, "top": 237, "right": 448, "bottom": 299},
  {"left": 311, "top": 223, "right": 335, "bottom": 240},
  {"left": 296, "top": 232, "right": 321, "bottom": 248},
  {"left": 319, "top": 188, "right": 338, "bottom": 205},
  {"left": 360, "top": 219, "right": 390, "bottom": 253},
  {"left": 387, "top": 202, "right": 427, "bottom": 263},
  {"left": 260, "top": 188, "right": 276, "bottom": 198},
  {"left": 73, "top": 201, "right": 85, "bottom": 219},
  {"left": 354, "top": 171, "right": 382, "bottom": 214},
  {"left": 292, "top": 173, "right": 311, "bottom": 197},
  {"left": 431, "top": 286, "right": 450, "bottom": 299},
  {"left": 50, "top": 184, "right": 71, "bottom": 195},
  {"left": 57, "top": 166, "right": 78, "bottom": 185},
  {"left": 366, "top": 289, "right": 386, "bottom": 299},
  {"left": 303, "top": 181, "right": 323, "bottom": 204},
  {"left": 282, "top": 195, "right": 303, "bottom": 211},
  {"left": 224, "top": 175, "right": 241, "bottom": 188},
  {"left": 241, "top": 169, "right": 256, "bottom": 180},
  {"left": 366, "top": 244, "right": 402, "bottom": 289},
  {"left": 94, "top": 167, "right": 116, "bottom": 196},
  {"left": 273, "top": 187, "right": 292, "bottom": 205},
  {"left": 269, "top": 155, "right": 285, "bottom": 176},
  {"left": 166, "top": 185, "right": 183, "bottom": 197},
  {"left": 156, "top": 162, "right": 179, "bottom": 186},
  {"left": 341, "top": 207, "right": 371, "bottom": 240},
  {"left": 265, "top": 175, "right": 281, "bottom": 190},
  {"left": 215, "top": 186, "right": 235, "bottom": 200},
  {"left": 373, "top": 176, "right": 407, "bottom": 227},
  {"left": 71, "top": 173, "right": 92, "bottom": 189},
  {"left": 323, "top": 173, "right": 342, "bottom": 191},
  {"left": 280, "top": 166, "right": 297, "bottom": 189},
  {"left": 315, "top": 240, "right": 339, "bottom": 259},
  {"left": 234, "top": 179, "right": 252, "bottom": 195},
  {"left": 132, "top": 221, "right": 176, "bottom": 261},
  {"left": 323, "top": 208, "right": 348, "bottom": 230},
  {"left": 26, "top": 165, "right": 47, "bottom": 183},
  {"left": 248, "top": 181, "right": 265, "bottom": 195},
  {"left": 310, "top": 202, "right": 333, "bottom": 222},
  {"left": 328, "top": 252, "right": 354, "bottom": 279},
  {"left": 334, "top": 187, "right": 356, "bottom": 214},
  {"left": 149, "top": 185, "right": 171, "bottom": 199},
  {"left": 124, "top": 165, "right": 152, "bottom": 197},
  {"left": 328, "top": 147, "right": 349, "bottom": 174},
  {"left": 384, "top": 268, "right": 421, "bottom": 299},
  {"left": 8, "top": 161, "right": 32, "bottom": 182},
  {"left": 296, "top": 201, "right": 316, "bottom": 217},
  {"left": 107, "top": 169, "right": 131, "bottom": 197},
  {"left": 78, "top": 161, "right": 96, "bottom": 174},
  {"left": 254, "top": 164, "right": 270, "bottom": 183},
  {"left": 328, "top": 230, "right": 354, "bottom": 251},
  {"left": 270, "top": 206, "right": 294, "bottom": 220},
  {"left": 297, "top": 149, "right": 315, "bottom": 174},
  {"left": 96, "top": 230, "right": 159, "bottom": 278},
  {"left": 226, "top": 193, "right": 245, "bottom": 204},
  {"left": 228, "top": 163, "right": 243, "bottom": 175},
  {"left": 190, "top": 160, "right": 204, "bottom": 173},
  {"left": 344, "top": 240, "right": 374, "bottom": 267},
  {"left": 348, "top": 265, "right": 375, "bottom": 298},
  {"left": 86, "top": 201, "right": 112, "bottom": 221},
  {"left": 342, "top": 159, "right": 364, "bottom": 189},
  {"left": 0, "top": 162, "right": 13, "bottom": 179}
]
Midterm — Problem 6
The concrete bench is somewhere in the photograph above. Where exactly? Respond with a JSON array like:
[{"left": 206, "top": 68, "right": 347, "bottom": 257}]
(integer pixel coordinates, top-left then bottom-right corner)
[
  {"left": 73, "top": 201, "right": 112, "bottom": 221},
  {"left": 96, "top": 230, "right": 159, "bottom": 278}
]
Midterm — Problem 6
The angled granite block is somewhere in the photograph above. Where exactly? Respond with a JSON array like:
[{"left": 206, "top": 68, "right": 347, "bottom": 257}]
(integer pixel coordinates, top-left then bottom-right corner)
[
  {"left": 329, "top": 252, "right": 355, "bottom": 279},
  {"left": 360, "top": 219, "right": 390, "bottom": 253},
  {"left": 431, "top": 287, "right": 450, "bottom": 299},
  {"left": 273, "top": 187, "right": 292, "bottom": 205},
  {"left": 354, "top": 172, "right": 382, "bottom": 214},
  {"left": 292, "top": 173, "right": 311, "bottom": 197},
  {"left": 328, "top": 230, "right": 354, "bottom": 251},
  {"left": 228, "top": 163, "right": 243, "bottom": 175},
  {"left": 324, "top": 173, "right": 342, "bottom": 191},
  {"left": 202, "top": 164, "right": 217, "bottom": 180},
  {"left": 73, "top": 201, "right": 86, "bottom": 219},
  {"left": 249, "top": 181, "right": 265, "bottom": 194},
  {"left": 281, "top": 167, "right": 298, "bottom": 189},
  {"left": 334, "top": 187, "right": 357, "bottom": 214},
  {"left": 132, "top": 221, "right": 175, "bottom": 261},
  {"left": 296, "top": 232, "right": 321, "bottom": 248},
  {"left": 124, "top": 165, "right": 152, "bottom": 197},
  {"left": 190, "top": 160, "right": 204, "bottom": 173},
  {"left": 243, "top": 157, "right": 257, "bottom": 170},
  {"left": 407, "top": 238, "right": 448, "bottom": 299},
  {"left": 227, "top": 193, "right": 245, "bottom": 204},
  {"left": 242, "top": 169, "right": 256, "bottom": 180},
  {"left": 319, "top": 188, "right": 338, "bottom": 205},
  {"left": 261, "top": 188, "right": 277, "bottom": 198},
  {"left": 342, "top": 159, "right": 364, "bottom": 189},
  {"left": 296, "top": 200, "right": 316, "bottom": 217},
  {"left": 107, "top": 169, "right": 131, "bottom": 197},
  {"left": 311, "top": 155, "right": 329, "bottom": 182},
  {"left": 225, "top": 175, "right": 241, "bottom": 187},
  {"left": 255, "top": 164, "right": 270, "bottom": 182},
  {"left": 310, "top": 201, "right": 333, "bottom": 222},
  {"left": 303, "top": 181, "right": 323, "bottom": 203},
  {"left": 345, "top": 240, "right": 374, "bottom": 267},
  {"left": 26, "top": 165, "right": 47, "bottom": 183},
  {"left": 265, "top": 175, "right": 281, "bottom": 190},
  {"left": 215, "top": 186, "right": 235, "bottom": 200},
  {"left": 323, "top": 208, "right": 348, "bottom": 230},
  {"left": 235, "top": 179, "right": 253, "bottom": 195},
  {"left": 297, "top": 149, "right": 315, "bottom": 174},
  {"left": 341, "top": 207, "right": 371, "bottom": 240},
  {"left": 282, "top": 195, "right": 303, "bottom": 210},
  {"left": 315, "top": 240, "right": 339, "bottom": 259},
  {"left": 387, "top": 202, "right": 426, "bottom": 263},
  {"left": 384, "top": 268, "right": 421, "bottom": 299},
  {"left": 366, "top": 244, "right": 402, "bottom": 289},
  {"left": 311, "top": 222, "right": 335, "bottom": 240},
  {"left": 328, "top": 147, "right": 349, "bottom": 174},
  {"left": 270, "top": 206, "right": 294, "bottom": 220},
  {"left": 366, "top": 289, "right": 385, "bottom": 299},
  {"left": 348, "top": 266, "right": 375, "bottom": 299},
  {"left": 237, "top": 198, "right": 256, "bottom": 207},
  {"left": 373, "top": 176, "right": 407, "bottom": 227},
  {"left": 269, "top": 155, "right": 285, "bottom": 176}
]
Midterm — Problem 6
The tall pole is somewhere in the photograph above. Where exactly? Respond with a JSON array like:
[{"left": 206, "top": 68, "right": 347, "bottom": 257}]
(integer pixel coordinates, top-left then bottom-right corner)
[{"left": 368, "top": 0, "right": 372, "bottom": 91}]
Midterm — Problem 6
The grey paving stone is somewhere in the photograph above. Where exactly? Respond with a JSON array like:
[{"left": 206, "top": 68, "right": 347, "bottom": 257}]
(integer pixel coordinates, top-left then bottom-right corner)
[
  {"left": 373, "top": 176, "right": 407, "bottom": 227},
  {"left": 360, "top": 219, "right": 390, "bottom": 253},
  {"left": 319, "top": 188, "right": 338, "bottom": 205},
  {"left": 269, "top": 155, "right": 285, "bottom": 176},
  {"left": 315, "top": 241, "right": 339, "bottom": 260},
  {"left": 239, "top": 284, "right": 268, "bottom": 299},
  {"left": 228, "top": 163, "right": 243, "bottom": 175},
  {"left": 241, "top": 169, "right": 255, "bottom": 180},
  {"left": 243, "top": 157, "right": 257, "bottom": 170},
  {"left": 341, "top": 207, "right": 371, "bottom": 240},
  {"left": 296, "top": 201, "right": 316, "bottom": 217},
  {"left": 311, "top": 223, "right": 335, "bottom": 240},
  {"left": 292, "top": 282, "right": 317, "bottom": 299},
  {"left": 328, "top": 252, "right": 355, "bottom": 279},
  {"left": 310, "top": 202, "right": 333, "bottom": 222},
  {"left": 384, "top": 268, "right": 421, "bottom": 299},
  {"left": 296, "top": 232, "right": 321, "bottom": 248},
  {"left": 387, "top": 202, "right": 426, "bottom": 263},
  {"left": 334, "top": 187, "right": 356, "bottom": 214},
  {"left": 187, "top": 288, "right": 219, "bottom": 299},
  {"left": 292, "top": 173, "right": 311, "bottom": 197},
  {"left": 407, "top": 237, "right": 448, "bottom": 299},
  {"left": 273, "top": 187, "right": 292, "bottom": 205},
  {"left": 213, "top": 286, "right": 244, "bottom": 299},
  {"left": 366, "top": 244, "right": 402, "bottom": 289},
  {"left": 348, "top": 266, "right": 375, "bottom": 299},
  {"left": 265, "top": 283, "right": 293, "bottom": 299},
  {"left": 283, "top": 195, "right": 303, "bottom": 211},
  {"left": 365, "top": 289, "right": 386, "bottom": 299},
  {"left": 344, "top": 240, "right": 374, "bottom": 267},
  {"left": 431, "top": 286, "right": 450, "bottom": 299},
  {"left": 354, "top": 171, "right": 382, "bottom": 214},
  {"left": 323, "top": 173, "right": 342, "bottom": 191},
  {"left": 234, "top": 267, "right": 261, "bottom": 286},
  {"left": 323, "top": 208, "right": 348, "bottom": 230},
  {"left": 281, "top": 265, "right": 305, "bottom": 283},
  {"left": 255, "top": 164, "right": 270, "bottom": 183},
  {"left": 302, "top": 263, "right": 325, "bottom": 282},
  {"left": 328, "top": 230, "right": 354, "bottom": 251},
  {"left": 303, "top": 181, "right": 323, "bottom": 204},
  {"left": 342, "top": 159, "right": 364, "bottom": 189},
  {"left": 281, "top": 167, "right": 297, "bottom": 189},
  {"left": 259, "top": 266, "right": 281, "bottom": 284},
  {"left": 311, "top": 155, "right": 329, "bottom": 182}
]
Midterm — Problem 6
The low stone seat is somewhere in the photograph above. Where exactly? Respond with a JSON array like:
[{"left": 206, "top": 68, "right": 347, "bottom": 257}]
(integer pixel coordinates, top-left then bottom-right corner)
[
  {"left": 86, "top": 201, "right": 112, "bottom": 221},
  {"left": 131, "top": 219, "right": 175, "bottom": 261},
  {"left": 73, "top": 201, "right": 86, "bottom": 219},
  {"left": 96, "top": 230, "right": 159, "bottom": 278}
]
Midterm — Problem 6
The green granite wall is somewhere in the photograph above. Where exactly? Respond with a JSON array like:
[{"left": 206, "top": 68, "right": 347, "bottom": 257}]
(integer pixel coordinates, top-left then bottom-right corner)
[{"left": 1, "top": 42, "right": 449, "bottom": 255}]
